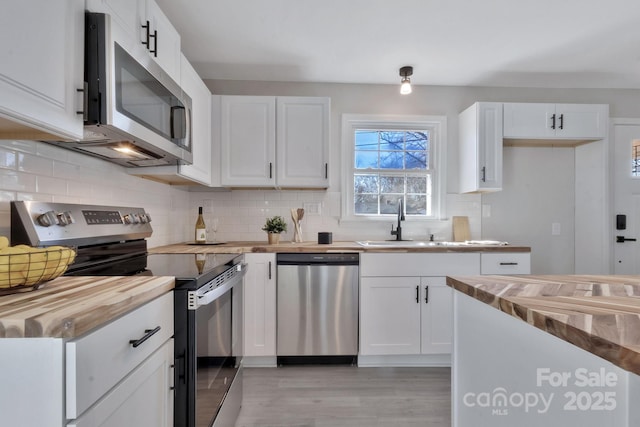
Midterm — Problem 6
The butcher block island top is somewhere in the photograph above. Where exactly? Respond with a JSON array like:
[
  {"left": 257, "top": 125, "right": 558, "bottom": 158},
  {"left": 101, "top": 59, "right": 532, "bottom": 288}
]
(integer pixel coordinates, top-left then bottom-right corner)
[
  {"left": 0, "top": 276, "right": 174, "bottom": 338},
  {"left": 149, "top": 241, "right": 531, "bottom": 254},
  {"left": 447, "top": 274, "right": 640, "bottom": 375}
]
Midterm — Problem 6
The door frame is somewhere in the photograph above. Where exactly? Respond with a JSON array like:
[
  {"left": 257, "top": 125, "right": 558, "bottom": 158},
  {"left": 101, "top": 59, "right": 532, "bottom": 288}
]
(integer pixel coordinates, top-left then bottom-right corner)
[{"left": 609, "top": 118, "right": 640, "bottom": 273}]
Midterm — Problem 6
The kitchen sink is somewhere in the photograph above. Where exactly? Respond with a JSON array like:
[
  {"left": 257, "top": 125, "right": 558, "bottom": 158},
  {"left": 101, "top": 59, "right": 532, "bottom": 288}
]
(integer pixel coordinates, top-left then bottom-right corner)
[{"left": 356, "top": 240, "right": 467, "bottom": 247}]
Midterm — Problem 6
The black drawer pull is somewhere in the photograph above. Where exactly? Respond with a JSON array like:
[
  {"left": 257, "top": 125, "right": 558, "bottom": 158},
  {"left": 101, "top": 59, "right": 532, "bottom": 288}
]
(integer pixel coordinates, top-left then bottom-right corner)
[
  {"left": 415, "top": 285, "right": 419, "bottom": 303},
  {"left": 499, "top": 262, "right": 518, "bottom": 266},
  {"left": 129, "top": 326, "right": 161, "bottom": 348},
  {"left": 424, "top": 286, "right": 429, "bottom": 304}
]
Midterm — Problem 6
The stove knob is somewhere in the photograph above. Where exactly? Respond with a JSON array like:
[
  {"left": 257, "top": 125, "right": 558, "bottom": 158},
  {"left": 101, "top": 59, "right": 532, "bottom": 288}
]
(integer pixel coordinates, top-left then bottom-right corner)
[
  {"left": 57, "top": 211, "right": 75, "bottom": 226},
  {"left": 144, "top": 213, "right": 151, "bottom": 223},
  {"left": 37, "top": 211, "right": 59, "bottom": 227},
  {"left": 139, "top": 214, "right": 148, "bottom": 224},
  {"left": 124, "top": 213, "right": 140, "bottom": 224}
]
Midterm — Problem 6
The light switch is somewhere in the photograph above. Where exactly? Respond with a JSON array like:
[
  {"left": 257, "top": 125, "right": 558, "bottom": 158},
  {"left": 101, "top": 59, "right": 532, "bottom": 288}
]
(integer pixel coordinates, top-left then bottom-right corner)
[
  {"left": 303, "top": 202, "right": 322, "bottom": 215},
  {"left": 552, "top": 223, "right": 561, "bottom": 235}
]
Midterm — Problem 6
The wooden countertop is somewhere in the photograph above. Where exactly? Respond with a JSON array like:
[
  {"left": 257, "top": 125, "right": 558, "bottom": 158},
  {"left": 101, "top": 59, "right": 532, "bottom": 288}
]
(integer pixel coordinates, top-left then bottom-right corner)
[
  {"left": 0, "top": 276, "right": 175, "bottom": 339},
  {"left": 149, "top": 241, "right": 531, "bottom": 254},
  {"left": 447, "top": 274, "right": 640, "bottom": 375}
]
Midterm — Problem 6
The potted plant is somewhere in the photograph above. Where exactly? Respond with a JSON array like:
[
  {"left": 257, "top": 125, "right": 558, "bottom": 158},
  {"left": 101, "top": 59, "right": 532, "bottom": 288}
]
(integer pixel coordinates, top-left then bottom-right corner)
[{"left": 262, "top": 216, "right": 287, "bottom": 244}]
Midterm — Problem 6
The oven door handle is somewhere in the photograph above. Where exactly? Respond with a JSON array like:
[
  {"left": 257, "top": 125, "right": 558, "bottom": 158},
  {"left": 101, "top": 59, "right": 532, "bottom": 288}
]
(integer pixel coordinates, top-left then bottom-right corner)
[{"left": 188, "top": 264, "right": 247, "bottom": 310}]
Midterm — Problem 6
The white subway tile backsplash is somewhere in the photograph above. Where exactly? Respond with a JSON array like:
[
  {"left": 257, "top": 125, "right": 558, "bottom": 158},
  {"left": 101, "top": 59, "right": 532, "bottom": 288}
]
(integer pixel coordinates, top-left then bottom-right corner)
[
  {"left": 190, "top": 189, "right": 481, "bottom": 243},
  {"left": 0, "top": 170, "right": 36, "bottom": 192},
  {"left": 18, "top": 152, "right": 54, "bottom": 175},
  {"left": 36, "top": 175, "right": 67, "bottom": 195}
]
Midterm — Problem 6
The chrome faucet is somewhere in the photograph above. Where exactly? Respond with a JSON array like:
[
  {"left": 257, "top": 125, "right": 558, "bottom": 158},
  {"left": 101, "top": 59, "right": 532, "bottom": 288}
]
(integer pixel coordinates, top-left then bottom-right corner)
[{"left": 390, "top": 199, "right": 405, "bottom": 241}]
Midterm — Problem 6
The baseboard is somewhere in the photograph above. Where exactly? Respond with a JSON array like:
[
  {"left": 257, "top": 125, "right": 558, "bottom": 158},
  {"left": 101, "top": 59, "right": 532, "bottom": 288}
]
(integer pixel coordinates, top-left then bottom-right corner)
[{"left": 357, "top": 353, "right": 451, "bottom": 367}]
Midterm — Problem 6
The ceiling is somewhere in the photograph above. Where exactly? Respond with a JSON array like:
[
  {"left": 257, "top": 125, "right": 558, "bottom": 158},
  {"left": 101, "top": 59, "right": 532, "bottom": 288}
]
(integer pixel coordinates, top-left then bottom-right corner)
[{"left": 155, "top": 0, "right": 640, "bottom": 89}]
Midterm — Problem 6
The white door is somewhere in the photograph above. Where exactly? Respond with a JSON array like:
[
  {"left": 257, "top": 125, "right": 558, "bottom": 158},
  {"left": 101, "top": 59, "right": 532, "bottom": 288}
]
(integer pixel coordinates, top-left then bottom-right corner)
[
  {"left": 276, "top": 97, "right": 330, "bottom": 188},
  {"left": 612, "top": 120, "right": 640, "bottom": 274},
  {"left": 243, "top": 253, "right": 276, "bottom": 357},
  {"left": 360, "top": 277, "right": 421, "bottom": 355},
  {"left": 420, "top": 277, "right": 453, "bottom": 354},
  {"left": 220, "top": 96, "right": 276, "bottom": 187}
]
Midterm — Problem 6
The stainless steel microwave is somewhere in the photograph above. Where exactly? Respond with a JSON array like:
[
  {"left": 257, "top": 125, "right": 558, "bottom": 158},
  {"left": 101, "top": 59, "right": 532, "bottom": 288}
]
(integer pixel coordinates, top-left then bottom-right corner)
[{"left": 47, "top": 12, "right": 192, "bottom": 167}]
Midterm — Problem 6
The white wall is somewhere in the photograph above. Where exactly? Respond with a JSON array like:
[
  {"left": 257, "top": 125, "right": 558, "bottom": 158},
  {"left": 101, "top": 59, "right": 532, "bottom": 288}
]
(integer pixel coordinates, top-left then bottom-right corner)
[{"left": 481, "top": 147, "right": 576, "bottom": 274}]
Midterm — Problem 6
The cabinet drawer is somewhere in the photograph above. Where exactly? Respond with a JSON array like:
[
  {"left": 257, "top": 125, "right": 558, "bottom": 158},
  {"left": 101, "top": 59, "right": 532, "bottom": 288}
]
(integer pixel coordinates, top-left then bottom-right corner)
[
  {"left": 66, "top": 292, "right": 174, "bottom": 419},
  {"left": 361, "top": 253, "right": 480, "bottom": 277},
  {"left": 68, "top": 339, "right": 173, "bottom": 427},
  {"left": 480, "top": 253, "right": 530, "bottom": 275}
]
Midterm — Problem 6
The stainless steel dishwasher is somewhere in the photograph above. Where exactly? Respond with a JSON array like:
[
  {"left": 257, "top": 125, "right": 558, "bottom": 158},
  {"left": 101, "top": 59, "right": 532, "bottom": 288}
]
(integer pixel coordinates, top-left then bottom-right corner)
[{"left": 276, "top": 253, "right": 359, "bottom": 363}]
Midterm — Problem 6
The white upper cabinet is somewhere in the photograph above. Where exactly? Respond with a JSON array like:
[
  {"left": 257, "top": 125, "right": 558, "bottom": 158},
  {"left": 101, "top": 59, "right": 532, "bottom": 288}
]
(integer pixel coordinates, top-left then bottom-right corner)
[
  {"left": 503, "top": 103, "right": 608, "bottom": 141},
  {"left": 176, "top": 56, "right": 212, "bottom": 185},
  {"left": 142, "top": 0, "right": 181, "bottom": 83},
  {"left": 276, "top": 97, "right": 330, "bottom": 187},
  {"left": 0, "top": 0, "right": 84, "bottom": 140},
  {"left": 220, "top": 96, "right": 330, "bottom": 188},
  {"left": 86, "top": 0, "right": 181, "bottom": 83},
  {"left": 458, "top": 102, "right": 503, "bottom": 193},
  {"left": 221, "top": 96, "right": 277, "bottom": 187}
]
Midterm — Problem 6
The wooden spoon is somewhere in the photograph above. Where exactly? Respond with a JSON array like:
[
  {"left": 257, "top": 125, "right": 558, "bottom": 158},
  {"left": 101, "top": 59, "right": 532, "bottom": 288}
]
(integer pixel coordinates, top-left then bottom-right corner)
[{"left": 297, "top": 208, "right": 304, "bottom": 221}]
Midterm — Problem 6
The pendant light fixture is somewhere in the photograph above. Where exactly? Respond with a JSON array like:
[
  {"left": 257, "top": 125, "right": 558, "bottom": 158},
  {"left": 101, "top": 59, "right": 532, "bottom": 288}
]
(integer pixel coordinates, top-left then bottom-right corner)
[{"left": 399, "top": 66, "right": 413, "bottom": 95}]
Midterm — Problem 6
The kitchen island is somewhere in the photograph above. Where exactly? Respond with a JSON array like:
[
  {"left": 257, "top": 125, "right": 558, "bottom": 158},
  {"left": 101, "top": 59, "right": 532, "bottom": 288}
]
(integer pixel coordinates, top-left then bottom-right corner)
[{"left": 447, "top": 275, "right": 640, "bottom": 427}]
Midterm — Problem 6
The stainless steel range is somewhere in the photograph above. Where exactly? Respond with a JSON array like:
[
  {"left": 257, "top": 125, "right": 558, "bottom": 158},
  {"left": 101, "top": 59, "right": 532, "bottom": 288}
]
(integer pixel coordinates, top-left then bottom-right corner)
[{"left": 10, "top": 201, "right": 246, "bottom": 427}]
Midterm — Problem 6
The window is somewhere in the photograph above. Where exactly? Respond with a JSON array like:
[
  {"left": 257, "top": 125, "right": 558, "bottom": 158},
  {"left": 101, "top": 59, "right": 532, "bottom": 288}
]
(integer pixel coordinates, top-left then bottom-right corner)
[{"left": 341, "top": 114, "right": 446, "bottom": 221}]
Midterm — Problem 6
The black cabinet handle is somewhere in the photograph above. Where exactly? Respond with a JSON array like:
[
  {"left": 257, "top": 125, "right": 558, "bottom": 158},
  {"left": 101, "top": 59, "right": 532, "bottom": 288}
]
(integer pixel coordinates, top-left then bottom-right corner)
[
  {"left": 150, "top": 30, "right": 158, "bottom": 57},
  {"left": 268, "top": 261, "right": 272, "bottom": 280},
  {"left": 558, "top": 114, "right": 564, "bottom": 130},
  {"left": 141, "top": 20, "right": 151, "bottom": 49},
  {"left": 269, "top": 162, "right": 273, "bottom": 179},
  {"left": 129, "top": 326, "right": 161, "bottom": 348},
  {"left": 415, "top": 285, "right": 419, "bottom": 303},
  {"left": 325, "top": 163, "right": 328, "bottom": 179},
  {"left": 616, "top": 236, "right": 637, "bottom": 243},
  {"left": 551, "top": 113, "right": 556, "bottom": 129},
  {"left": 499, "top": 262, "right": 518, "bottom": 266},
  {"left": 76, "top": 87, "right": 85, "bottom": 116},
  {"left": 481, "top": 166, "right": 486, "bottom": 182},
  {"left": 424, "top": 286, "right": 429, "bottom": 304}
]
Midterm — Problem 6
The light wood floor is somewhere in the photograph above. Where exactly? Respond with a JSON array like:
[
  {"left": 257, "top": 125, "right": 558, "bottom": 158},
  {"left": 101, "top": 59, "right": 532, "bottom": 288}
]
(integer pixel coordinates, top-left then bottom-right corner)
[{"left": 234, "top": 366, "right": 451, "bottom": 427}]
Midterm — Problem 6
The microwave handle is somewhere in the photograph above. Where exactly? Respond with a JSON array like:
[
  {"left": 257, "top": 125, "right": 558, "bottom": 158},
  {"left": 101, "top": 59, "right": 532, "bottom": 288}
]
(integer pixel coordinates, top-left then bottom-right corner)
[
  {"left": 170, "top": 105, "right": 187, "bottom": 139},
  {"left": 184, "top": 106, "right": 191, "bottom": 151}
]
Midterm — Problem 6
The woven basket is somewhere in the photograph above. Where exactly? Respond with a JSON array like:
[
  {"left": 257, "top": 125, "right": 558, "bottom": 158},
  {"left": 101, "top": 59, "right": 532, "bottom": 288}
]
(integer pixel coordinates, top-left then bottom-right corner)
[{"left": 0, "top": 246, "right": 76, "bottom": 295}]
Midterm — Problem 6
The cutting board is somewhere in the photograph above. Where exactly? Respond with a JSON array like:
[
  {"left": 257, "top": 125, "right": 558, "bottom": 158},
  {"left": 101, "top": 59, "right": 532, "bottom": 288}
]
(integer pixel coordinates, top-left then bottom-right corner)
[{"left": 452, "top": 216, "right": 471, "bottom": 242}]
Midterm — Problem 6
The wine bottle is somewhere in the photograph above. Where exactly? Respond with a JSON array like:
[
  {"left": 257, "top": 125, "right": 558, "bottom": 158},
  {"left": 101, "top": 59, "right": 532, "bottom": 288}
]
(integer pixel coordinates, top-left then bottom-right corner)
[{"left": 195, "top": 207, "right": 207, "bottom": 243}]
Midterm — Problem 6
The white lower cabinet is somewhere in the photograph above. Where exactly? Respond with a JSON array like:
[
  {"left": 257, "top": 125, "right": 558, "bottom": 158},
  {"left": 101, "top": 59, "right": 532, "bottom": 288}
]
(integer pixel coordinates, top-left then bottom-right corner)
[
  {"left": 420, "top": 277, "right": 453, "bottom": 354},
  {"left": 66, "top": 291, "right": 174, "bottom": 422},
  {"left": 360, "top": 276, "right": 422, "bottom": 355},
  {"left": 67, "top": 339, "right": 173, "bottom": 427},
  {"left": 359, "top": 253, "right": 480, "bottom": 360},
  {"left": 243, "top": 253, "right": 276, "bottom": 361},
  {"left": 360, "top": 276, "right": 451, "bottom": 356},
  {"left": 0, "top": 292, "right": 174, "bottom": 427}
]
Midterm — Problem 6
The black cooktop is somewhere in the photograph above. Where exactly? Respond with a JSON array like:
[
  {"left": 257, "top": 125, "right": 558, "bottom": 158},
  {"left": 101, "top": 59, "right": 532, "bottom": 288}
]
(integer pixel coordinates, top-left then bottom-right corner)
[{"left": 145, "top": 253, "right": 241, "bottom": 289}]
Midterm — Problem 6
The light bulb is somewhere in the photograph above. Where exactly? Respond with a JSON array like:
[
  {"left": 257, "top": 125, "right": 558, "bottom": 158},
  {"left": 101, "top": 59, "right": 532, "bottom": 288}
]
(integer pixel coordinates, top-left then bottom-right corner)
[{"left": 400, "top": 78, "right": 412, "bottom": 95}]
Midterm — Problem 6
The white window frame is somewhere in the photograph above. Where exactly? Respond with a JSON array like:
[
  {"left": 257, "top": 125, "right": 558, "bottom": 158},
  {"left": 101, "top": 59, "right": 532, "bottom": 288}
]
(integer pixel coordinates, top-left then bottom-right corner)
[{"left": 341, "top": 113, "right": 447, "bottom": 222}]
